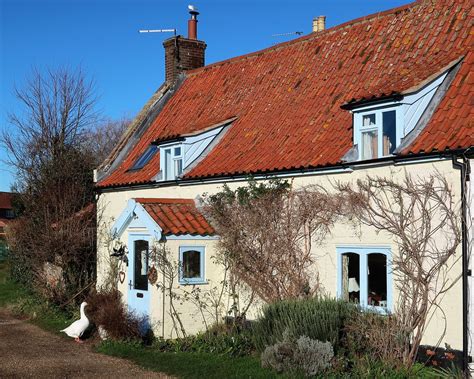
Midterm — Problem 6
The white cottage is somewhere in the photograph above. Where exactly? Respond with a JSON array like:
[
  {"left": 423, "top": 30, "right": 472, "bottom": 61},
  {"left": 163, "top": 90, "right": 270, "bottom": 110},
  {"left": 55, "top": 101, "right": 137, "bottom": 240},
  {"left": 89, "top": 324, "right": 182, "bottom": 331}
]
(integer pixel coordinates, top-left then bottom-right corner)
[{"left": 95, "top": 0, "right": 473, "bottom": 368}]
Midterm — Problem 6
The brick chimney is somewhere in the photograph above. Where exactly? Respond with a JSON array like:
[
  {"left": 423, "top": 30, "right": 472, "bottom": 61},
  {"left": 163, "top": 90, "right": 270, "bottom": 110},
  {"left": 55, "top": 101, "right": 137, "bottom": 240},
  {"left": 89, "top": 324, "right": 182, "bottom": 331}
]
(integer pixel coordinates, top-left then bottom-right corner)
[
  {"left": 312, "top": 16, "right": 326, "bottom": 32},
  {"left": 163, "top": 6, "right": 207, "bottom": 84}
]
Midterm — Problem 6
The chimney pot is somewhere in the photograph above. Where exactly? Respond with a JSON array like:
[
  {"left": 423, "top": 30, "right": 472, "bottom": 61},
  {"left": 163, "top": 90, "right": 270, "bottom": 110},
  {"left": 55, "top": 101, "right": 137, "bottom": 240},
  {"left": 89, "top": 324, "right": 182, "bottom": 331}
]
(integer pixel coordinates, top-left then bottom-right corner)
[
  {"left": 188, "top": 8, "right": 199, "bottom": 39},
  {"left": 312, "top": 15, "right": 326, "bottom": 32}
]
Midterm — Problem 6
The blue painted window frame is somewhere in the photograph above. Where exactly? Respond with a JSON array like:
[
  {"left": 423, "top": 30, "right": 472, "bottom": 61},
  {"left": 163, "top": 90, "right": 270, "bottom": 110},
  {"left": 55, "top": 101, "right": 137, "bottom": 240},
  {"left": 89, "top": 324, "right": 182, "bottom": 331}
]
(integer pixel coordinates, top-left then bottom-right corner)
[
  {"left": 179, "top": 246, "right": 206, "bottom": 284},
  {"left": 336, "top": 246, "right": 393, "bottom": 313}
]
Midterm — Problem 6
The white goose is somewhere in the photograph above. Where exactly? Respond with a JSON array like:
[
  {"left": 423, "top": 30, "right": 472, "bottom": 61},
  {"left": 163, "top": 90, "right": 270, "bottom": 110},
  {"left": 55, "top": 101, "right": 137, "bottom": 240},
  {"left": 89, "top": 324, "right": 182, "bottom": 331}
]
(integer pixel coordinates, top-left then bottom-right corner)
[{"left": 60, "top": 302, "right": 90, "bottom": 343}]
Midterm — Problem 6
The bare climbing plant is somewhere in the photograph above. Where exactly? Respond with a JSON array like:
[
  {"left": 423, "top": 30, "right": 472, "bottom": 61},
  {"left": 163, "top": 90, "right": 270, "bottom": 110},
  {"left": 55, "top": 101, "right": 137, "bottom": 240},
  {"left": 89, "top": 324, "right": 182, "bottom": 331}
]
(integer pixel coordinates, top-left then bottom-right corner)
[
  {"left": 337, "top": 172, "right": 461, "bottom": 365},
  {"left": 148, "top": 241, "right": 256, "bottom": 336},
  {"left": 202, "top": 179, "right": 341, "bottom": 304},
  {"left": 150, "top": 242, "right": 188, "bottom": 338}
]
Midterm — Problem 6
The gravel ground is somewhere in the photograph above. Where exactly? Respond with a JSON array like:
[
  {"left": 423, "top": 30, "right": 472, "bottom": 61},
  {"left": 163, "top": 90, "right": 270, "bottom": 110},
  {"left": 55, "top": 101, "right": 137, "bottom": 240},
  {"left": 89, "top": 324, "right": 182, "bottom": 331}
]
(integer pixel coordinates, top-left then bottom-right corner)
[{"left": 0, "top": 309, "right": 171, "bottom": 379}]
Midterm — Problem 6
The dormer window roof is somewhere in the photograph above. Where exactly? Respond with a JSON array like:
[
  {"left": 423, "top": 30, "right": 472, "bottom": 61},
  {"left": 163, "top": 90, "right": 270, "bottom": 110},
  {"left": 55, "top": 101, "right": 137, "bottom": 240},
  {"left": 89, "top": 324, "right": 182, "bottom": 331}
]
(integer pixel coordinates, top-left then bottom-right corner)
[
  {"left": 152, "top": 117, "right": 236, "bottom": 182},
  {"left": 345, "top": 68, "right": 450, "bottom": 163}
]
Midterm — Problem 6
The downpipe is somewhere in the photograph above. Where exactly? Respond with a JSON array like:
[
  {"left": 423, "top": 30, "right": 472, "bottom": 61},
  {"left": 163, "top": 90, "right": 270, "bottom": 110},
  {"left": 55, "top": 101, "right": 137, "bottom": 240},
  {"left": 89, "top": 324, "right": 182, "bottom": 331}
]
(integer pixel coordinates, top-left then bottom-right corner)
[{"left": 452, "top": 154, "right": 471, "bottom": 374}]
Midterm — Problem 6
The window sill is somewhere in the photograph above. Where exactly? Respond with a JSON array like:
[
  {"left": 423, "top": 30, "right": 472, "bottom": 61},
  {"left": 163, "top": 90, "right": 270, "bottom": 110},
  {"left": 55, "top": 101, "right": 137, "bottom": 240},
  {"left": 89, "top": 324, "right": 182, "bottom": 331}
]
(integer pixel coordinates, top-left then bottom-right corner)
[
  {"left": 366, "top": 304, "right": 390, "bottom": 315},
  {"left": 178, "top": 279, "right": 208, "bottom": 286}
]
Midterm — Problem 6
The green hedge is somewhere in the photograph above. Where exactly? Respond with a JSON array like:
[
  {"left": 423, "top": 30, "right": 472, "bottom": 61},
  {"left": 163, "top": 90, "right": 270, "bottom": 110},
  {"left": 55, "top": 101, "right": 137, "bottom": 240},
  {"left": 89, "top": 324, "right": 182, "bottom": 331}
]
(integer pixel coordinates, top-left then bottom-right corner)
[{"left": 252, "top": 297, "right": 356, "bottom": 352}]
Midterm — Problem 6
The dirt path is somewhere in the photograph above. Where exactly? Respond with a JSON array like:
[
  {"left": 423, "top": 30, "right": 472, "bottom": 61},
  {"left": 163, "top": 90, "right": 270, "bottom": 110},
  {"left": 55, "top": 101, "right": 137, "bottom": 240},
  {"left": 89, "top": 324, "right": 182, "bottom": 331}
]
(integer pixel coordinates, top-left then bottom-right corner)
[{"left": 0, "top": 309, "right": 171, "bottom": 379}]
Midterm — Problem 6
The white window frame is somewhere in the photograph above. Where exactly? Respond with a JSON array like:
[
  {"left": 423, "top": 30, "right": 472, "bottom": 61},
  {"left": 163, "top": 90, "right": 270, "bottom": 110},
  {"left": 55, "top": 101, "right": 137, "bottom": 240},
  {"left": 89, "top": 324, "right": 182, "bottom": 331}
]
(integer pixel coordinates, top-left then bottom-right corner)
[
  {"left": 172, "top": 146, "right": 183, "bottom": 177},
  {"left": 160, "top": 143, "right": 184, "bottom": 181},
  {"left": 353, "top": 104, "right": 404, "bottom": 161},
  {"left": 336, "top": 246, "right": 393, "bottom": 313}
]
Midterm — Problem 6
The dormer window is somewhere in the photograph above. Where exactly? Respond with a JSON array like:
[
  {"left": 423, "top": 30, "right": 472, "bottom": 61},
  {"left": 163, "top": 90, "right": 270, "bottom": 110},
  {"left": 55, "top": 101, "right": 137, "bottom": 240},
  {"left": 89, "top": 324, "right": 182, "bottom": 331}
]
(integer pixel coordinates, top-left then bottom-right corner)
[
  {"left": 343, "top": 68, "right": 451, "bottom": 163},
  {"left": 358, "top": 109, "right": 398, "bottom": 160},
  {"left": 152, "top": 117, "right": 236, "bottom": 182}
]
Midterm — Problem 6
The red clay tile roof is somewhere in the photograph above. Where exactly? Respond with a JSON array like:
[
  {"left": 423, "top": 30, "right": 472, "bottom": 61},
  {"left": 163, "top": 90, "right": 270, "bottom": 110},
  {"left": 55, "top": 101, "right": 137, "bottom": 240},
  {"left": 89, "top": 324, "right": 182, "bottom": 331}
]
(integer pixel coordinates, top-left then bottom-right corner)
[
  {"left": 403, "top": 51, "right": 474, "bottom": 154},
  {"left": 135, "top": 198, "right": 215, "bottom": 236},
  {"left": 98, "top": 0, "right": 473, "bottom": 188},
  {"left": 0, "top": 192, "right": 13, "bottom": 209}
]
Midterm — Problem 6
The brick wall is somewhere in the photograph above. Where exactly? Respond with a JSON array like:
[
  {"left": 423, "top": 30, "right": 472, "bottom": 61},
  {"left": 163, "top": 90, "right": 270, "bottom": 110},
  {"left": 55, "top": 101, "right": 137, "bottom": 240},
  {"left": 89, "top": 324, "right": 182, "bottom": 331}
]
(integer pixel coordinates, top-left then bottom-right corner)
[{"left": 163, "top": 36, "right": 206, "bottom": 83}]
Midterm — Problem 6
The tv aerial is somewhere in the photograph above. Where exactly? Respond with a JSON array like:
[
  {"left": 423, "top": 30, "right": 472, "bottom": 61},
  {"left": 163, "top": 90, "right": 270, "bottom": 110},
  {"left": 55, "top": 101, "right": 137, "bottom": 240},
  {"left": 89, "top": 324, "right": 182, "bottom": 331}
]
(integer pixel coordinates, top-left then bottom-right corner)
[
  {"left": 138, "top": 5, "right": 199, "bottom": 36},
  {"left": 271, "top": 31, "right": 303, "bottom": 37},
  {"left": 138, "top": 28, "right": 177, "bottom": 36}
]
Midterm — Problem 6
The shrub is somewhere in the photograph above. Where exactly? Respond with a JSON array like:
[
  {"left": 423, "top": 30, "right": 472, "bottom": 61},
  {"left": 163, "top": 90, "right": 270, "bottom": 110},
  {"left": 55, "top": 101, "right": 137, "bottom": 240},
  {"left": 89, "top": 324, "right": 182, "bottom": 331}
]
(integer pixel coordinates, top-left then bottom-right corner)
[
  {"left": 261, "top": 332, "right": 294, "bottom": 374},
  {"left": 343, "top": 310, "right": 410, "bottom": 365},
  {"left": 252, "top": 297, "right": 356, "bottom": 352},
  {"left": 293, "top": 335, "right": 334, "bottom": 376},
  {"left": 261, "top": 331, "right": 334, "bottom": 377},
  {"left": 86, "top": 289, "right": 145, "bottom": 341}
]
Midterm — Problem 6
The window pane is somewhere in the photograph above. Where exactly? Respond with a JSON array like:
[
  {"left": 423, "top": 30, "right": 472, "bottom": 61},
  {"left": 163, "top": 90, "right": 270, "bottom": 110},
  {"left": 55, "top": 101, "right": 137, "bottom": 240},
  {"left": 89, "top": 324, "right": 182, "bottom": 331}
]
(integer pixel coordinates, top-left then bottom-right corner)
[
  {"left": 164, "top": 149, "right": 172, "bottom": 180},
  {"left": 342, "top": 253, "right": 360, "bottom": 303},
  {"left": 361, "top": 130, "right": 378, "bottom": 160},
  {"left": 174, "top": 147, "right": 182, "bottom": 156},
  {"left": 130, "top": 145, "right": 158, "bottom": 170},
  {"left": 174, "top": 158, "right": 183, "bottom": 176},
  {"left": 383, "top": 111, "right": 396, "bottom": 155},
  {"left": 368, "top": 253, "right": 387, "bottom": 307},
  {"left": 362, "top": 114, "right": 376, "bottom": 127},
  {"left": 183, "top": 250, "right": 201, "bottom": 279},
  {"left": 134, "top": 240, "right": 149, "bottom": 290}
]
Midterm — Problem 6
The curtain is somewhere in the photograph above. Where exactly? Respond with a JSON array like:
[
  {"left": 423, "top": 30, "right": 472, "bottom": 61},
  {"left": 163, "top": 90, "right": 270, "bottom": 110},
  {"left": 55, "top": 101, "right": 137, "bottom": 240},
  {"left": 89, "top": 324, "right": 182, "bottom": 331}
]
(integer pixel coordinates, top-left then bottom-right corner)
[{"left": 342, "top": 255, "right": 349, "bottom": 301}]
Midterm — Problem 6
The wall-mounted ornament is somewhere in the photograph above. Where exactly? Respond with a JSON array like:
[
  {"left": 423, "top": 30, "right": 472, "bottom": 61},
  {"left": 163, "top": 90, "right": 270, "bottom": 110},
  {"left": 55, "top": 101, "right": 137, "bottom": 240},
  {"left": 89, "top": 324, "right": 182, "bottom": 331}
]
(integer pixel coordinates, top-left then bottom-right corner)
[
  {"left": 111, "top": 244, "right": 126, "bottom": 258},
  {"left": 147, "top": 266, "right": 158, "bottom": 285},
  {"left": 119, "top": 271, "right": 126, "bottom": 284},
  {"left": 111, "top": 242, "right": 129, "bottom": 266}
]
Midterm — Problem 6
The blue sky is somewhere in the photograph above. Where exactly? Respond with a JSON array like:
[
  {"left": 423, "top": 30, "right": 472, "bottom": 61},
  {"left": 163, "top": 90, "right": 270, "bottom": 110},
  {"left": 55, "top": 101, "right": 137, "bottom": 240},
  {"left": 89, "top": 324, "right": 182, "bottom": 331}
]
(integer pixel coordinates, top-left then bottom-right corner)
[{"left": 0, "top": 0, "right": 410, "bottom": 191}]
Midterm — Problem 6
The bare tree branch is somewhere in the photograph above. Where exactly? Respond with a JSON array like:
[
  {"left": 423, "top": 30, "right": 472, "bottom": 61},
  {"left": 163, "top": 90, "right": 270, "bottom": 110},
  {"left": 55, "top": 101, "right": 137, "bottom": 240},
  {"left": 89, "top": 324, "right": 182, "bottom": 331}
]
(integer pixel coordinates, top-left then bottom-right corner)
[{"left": 337, "top": 171, "right": 461, "bottom": 364}]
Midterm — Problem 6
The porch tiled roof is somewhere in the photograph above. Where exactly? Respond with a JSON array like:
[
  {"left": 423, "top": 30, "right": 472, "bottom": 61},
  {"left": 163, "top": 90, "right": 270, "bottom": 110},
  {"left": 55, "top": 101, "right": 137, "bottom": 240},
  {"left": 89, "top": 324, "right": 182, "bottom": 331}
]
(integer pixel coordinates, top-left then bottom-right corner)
[
  {"left": 135, "top": 198, "right": 215, "bottom": 236},
  {"left": 98, "top": 0, "right": 473, "bottom": 188}
]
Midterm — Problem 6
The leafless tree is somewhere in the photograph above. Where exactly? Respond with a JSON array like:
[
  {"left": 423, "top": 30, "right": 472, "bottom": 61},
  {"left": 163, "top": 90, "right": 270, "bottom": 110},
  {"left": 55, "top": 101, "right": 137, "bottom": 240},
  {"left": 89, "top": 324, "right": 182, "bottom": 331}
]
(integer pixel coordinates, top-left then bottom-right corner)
[
  {"left": 337, "top": 172, "right": 461, "bottom": 364},
  {"left": 2, "top": 67, "right": 129, "bottom": 305},
  {"left": 1, "top": 67, "right": 102, "bottom": 304},
  {"left": 2, "top": 67, "right": 98, "bottom": 180},
  {"left": 83, "top": 118, "right": 130, "bottom": 166},
  {"left": 202, "top": 180, "right": 340, "bottom": 304}
]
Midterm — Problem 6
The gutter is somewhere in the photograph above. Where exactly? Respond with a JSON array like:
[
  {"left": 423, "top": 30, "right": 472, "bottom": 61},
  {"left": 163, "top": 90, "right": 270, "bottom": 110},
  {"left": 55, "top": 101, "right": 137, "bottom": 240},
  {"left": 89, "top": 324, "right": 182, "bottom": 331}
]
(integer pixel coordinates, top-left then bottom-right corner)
[
  {"left": 96, "top": 149, "right": 469, "bottom": 193},
  {"left": 452, "top": 154, "right": 471, "bottom": 373}
]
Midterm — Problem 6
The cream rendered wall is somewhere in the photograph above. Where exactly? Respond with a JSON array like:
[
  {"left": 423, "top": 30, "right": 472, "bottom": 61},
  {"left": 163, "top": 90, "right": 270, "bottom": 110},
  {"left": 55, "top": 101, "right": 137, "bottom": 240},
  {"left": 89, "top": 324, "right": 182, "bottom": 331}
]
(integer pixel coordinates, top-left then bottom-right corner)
[{"left": 97, "top": 158, "right": 463, "bottom": 348}]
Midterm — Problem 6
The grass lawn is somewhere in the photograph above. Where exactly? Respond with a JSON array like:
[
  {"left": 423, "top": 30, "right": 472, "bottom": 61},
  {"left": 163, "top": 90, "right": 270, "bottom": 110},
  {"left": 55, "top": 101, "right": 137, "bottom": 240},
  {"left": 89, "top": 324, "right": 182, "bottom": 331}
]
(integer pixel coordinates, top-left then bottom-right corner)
[
  {"left": 0, "top": 260, "right": 28, "bottom": 307},
  {"left": 96, "top": 340, "right": 289, "bottom": 379}
]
